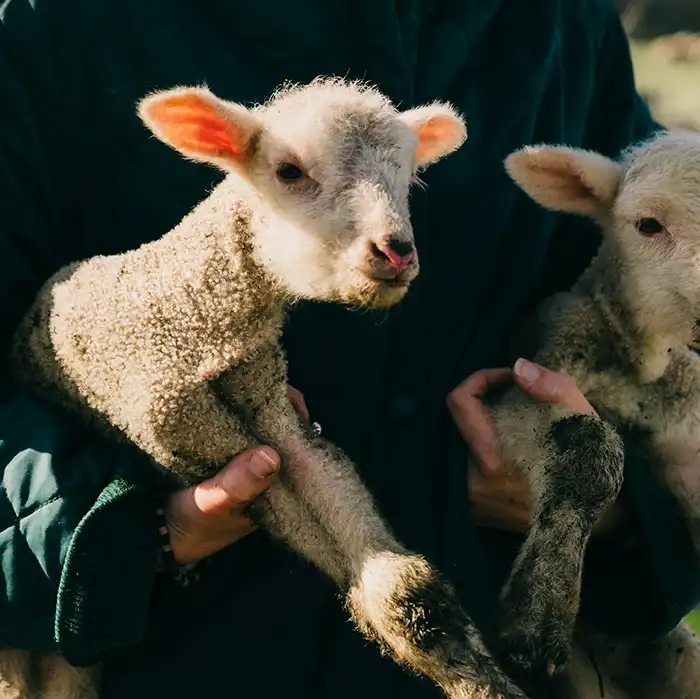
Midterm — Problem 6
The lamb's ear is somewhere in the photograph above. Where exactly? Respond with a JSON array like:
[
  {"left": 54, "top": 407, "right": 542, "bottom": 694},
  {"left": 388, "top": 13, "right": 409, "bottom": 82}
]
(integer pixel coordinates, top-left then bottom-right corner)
[
  {"left": 137, "top": 87, "right": 260, "bottom": 169},
  {"left": 505, "top": 145, "right": 621, "bottom": 218},
  {"left": 399, "top": 103, "right": 467, "bottom": 167}
]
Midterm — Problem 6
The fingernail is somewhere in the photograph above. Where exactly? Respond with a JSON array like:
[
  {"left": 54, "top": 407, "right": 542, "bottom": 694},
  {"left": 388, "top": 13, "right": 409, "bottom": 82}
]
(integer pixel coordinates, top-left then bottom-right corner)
[
  {"left": 249, "top": 449, "right": 279, "bottom": 478},
  {"left": 514, "top": 358, "right": 541, "bottom": 385}
]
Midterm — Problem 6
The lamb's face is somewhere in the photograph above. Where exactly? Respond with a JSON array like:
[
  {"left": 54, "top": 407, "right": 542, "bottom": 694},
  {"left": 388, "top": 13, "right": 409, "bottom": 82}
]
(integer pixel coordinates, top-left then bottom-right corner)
[
  {"left": 137, "top": 79, "right": 467, "bottom": 309},
  {"left": 245, "top": 81, "right": 466, "bottom": 308},
  {"left": 612, "top": 133, "right": 700, "bottom": 343},
  {"left": 248, "top": 103, "right": 420, "bottom": 308},
  {"left": 505, "top": 133, "right": 700, "bottom": 343}
]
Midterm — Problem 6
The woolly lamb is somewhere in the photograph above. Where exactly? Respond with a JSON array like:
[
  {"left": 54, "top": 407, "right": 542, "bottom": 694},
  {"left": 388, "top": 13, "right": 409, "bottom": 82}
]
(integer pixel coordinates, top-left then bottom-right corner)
[
  {"left": 7, "top": 78, "right": 530, "bottom": 699},
  {"left": 480, "top": 131, "right": 700, "bottom": 698}
]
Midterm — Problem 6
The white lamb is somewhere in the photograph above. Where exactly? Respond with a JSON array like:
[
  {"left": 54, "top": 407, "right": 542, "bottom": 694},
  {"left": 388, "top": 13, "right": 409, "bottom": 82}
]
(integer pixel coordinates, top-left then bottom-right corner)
[
  {"left": 480, "top": 131, "right": 700, "bottom": 698},
  {"left": 7, "top": 78, "right": 532, "bottom": 699}
]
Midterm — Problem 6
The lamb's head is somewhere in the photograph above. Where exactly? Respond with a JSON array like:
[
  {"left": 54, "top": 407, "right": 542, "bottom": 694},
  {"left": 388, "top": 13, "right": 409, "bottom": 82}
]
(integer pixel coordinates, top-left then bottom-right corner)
[
  {"left": 138, "top": 78, "right": 467, "bottom": 309},
  {"left": 505, "top": 132, "right": 700, "bottom": 348}
]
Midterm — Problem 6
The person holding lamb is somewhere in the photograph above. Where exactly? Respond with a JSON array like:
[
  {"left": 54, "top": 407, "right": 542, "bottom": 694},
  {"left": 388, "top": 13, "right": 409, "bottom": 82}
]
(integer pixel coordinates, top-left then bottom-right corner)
[{"left": 0, "top": 0, "right": 699, "bottom": 698}]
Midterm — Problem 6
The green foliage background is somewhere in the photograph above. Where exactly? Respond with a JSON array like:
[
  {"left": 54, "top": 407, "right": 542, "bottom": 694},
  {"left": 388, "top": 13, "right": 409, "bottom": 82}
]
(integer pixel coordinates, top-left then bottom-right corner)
[{"left": 630, "top": 39, "right": 700, "bottom": 131}]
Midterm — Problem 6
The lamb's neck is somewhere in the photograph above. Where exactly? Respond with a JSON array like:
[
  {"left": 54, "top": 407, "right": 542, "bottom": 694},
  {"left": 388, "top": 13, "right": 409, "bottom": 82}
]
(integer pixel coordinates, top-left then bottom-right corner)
[
  {"left": 206, "top": 176, "right": 318, "bottom": 303},
  {"left": 176, "top": 175, "right": 287, "bottom": 303},
  {"left": 574, "top": 246, "right": 680, "bottom": 384},
  {"left": 151, "top": 174, "right": 291, "bottom": 354}
]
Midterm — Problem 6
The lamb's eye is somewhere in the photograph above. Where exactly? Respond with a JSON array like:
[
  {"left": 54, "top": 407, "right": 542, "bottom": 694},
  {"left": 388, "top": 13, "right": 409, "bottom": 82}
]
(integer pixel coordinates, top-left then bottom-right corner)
[
  {"left": 276, "top": 163, "right": 305, "bottom": 181},
  {"left": 636, "top": 218, "right": 664, "bottom": 235}
]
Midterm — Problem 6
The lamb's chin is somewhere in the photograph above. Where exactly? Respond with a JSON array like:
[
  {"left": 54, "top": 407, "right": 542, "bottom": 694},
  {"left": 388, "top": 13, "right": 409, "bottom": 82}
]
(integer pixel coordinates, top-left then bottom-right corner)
[{"left": 340, "top": 277, "right": 411, "bottom": 310}]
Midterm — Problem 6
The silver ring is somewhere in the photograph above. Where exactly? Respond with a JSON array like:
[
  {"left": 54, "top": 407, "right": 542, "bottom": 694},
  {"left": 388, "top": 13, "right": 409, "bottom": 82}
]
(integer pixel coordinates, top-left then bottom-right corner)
[{"left": 310, "top": 421, "right": 323, "bottom": 437}]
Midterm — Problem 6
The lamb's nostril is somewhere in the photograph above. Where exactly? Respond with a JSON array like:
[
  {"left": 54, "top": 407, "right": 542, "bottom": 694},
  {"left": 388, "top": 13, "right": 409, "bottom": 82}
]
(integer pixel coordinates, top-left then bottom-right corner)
[
  {"left": 386, "top": 239, "right": 414, "bottom": 258},
  {"left": 372, "top": 238, "right": 416, "bottom": 269}
]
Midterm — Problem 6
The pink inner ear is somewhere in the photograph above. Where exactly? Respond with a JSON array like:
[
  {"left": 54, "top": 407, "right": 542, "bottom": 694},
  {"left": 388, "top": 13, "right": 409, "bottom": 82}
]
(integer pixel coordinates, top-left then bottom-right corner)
[
  {"left": 529, "top": 163, "right": 595, "bottom": 201},
  {"left": 144, "top": 93, "right": 245, "bottom": 159},
  {"left": 415, "top": 116, "right": 461, "bottom": 161}
]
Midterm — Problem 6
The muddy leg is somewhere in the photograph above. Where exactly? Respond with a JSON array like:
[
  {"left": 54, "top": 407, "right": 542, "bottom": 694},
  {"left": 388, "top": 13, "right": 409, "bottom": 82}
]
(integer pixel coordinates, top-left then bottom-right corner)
[{"left": 497, "top": 414, "right": 624, "bottom": 687}]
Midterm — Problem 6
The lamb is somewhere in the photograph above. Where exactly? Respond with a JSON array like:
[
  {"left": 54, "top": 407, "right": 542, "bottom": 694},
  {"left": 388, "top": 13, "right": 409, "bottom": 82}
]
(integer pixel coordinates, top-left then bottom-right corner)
[
  {"left": 480, "top": 130, "right": 700, "bottom": 698},
  {"left": 6, "top": 78, "right": 531, "bottom": 699}
]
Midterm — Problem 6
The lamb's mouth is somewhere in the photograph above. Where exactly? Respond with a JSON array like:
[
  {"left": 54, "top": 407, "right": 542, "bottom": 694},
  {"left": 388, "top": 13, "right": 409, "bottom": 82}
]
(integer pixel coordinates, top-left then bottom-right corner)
[
  {"left": 372, "top": 276, "right": 410, "bottom": 288},
  {"left": 356, "top": 267, "right": 414, "bottom": 287}
]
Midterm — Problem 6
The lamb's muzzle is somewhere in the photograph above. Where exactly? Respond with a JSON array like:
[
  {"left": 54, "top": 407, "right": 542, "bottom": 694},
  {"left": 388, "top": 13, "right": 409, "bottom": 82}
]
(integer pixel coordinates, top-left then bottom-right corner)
[{"left": 369, "top": 238, "right": 416, "bottom": 275}]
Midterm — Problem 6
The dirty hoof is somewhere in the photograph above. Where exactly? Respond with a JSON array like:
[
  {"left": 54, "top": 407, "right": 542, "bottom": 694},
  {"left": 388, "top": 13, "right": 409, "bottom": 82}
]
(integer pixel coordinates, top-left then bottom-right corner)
[{"left": 497, "top": 622, "right": 571, "bottom": 686}]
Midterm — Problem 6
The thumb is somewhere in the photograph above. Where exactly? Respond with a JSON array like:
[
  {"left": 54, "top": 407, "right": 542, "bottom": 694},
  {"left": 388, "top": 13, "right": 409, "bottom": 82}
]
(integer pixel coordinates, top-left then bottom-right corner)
[
  {"left": 512, "top": 358, "right": 595, "bottom": 415},
  {"left": 193, "top": 446, "right": 280, "bottom": 517},
  {"left": 165, "top": 447, "right": 280, "bottom": 564}
]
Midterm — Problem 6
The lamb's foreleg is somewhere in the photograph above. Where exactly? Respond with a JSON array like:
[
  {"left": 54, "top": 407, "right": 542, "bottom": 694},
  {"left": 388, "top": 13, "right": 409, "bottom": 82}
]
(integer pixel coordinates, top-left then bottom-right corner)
[
  {"left": 213, "top": 345, "right": 527, "bottom": 698},
  {"left": 495, "top": 412, "right": 624, "bottom": 687},
  {"left": 252, "top": 408, "right": 527, "bottom": 698},
  {"left": 140, "top": 373, "right": 352, "bottom": 584}
]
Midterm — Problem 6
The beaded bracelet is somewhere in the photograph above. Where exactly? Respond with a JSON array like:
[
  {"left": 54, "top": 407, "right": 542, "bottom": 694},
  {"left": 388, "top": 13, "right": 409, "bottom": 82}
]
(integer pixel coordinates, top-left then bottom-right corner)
[{"left": 154, "top": 498, "right": 200, "bottom": 587}]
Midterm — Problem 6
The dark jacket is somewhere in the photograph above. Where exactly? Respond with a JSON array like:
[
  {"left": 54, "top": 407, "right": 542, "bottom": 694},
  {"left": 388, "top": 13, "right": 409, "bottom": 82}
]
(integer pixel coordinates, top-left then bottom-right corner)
[{"left": 0, "top": 1, "right": 698, "bottom": 697}]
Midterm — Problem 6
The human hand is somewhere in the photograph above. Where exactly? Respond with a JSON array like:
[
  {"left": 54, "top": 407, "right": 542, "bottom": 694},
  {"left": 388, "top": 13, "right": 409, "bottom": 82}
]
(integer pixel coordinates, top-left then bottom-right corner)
[
  {"left": 446, "top": 359, "right": 601, "bottom": 535},
  {"left": 165, "top": 386, "right": 309, "bottom": 564}
]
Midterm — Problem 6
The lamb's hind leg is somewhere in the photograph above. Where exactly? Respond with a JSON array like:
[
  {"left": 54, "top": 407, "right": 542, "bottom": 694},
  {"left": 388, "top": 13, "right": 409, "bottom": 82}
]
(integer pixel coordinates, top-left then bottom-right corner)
[{"left": 496, "top": 413, "right": 624, "bottom": 688}]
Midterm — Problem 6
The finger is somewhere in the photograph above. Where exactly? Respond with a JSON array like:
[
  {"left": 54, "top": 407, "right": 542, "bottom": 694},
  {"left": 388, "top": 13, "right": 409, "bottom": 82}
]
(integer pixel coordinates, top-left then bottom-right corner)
[
  {"left": 193, "top": 447, "right": 280, "bottom": 517},
  {"left": 512, "top": 358, "right": 596, "bottom": 415},
  {"left": 287, "top": 385, "right": 310, "bottom": 424},
  {"left": 447, "top": 368, "right": 511, "bottom": 475}
]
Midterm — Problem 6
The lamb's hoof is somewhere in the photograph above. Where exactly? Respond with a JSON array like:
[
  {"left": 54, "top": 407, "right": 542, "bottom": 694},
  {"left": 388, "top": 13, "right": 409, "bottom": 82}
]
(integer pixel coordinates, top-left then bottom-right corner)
[
  {"left": 497, "top": 622, "right": 570, "bottom": 686},
  {"left": 496, "top": 557, "right": 576, "bottom": 686}
]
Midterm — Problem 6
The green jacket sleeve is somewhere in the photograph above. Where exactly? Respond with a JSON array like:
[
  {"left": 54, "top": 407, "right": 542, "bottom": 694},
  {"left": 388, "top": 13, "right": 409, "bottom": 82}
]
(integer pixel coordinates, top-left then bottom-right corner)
[
  {"left": 0, "top": 24, "right": 160, "bottom": 667},
  {"left": 565, "top": 4, "right": 700, "bottom": 639}
]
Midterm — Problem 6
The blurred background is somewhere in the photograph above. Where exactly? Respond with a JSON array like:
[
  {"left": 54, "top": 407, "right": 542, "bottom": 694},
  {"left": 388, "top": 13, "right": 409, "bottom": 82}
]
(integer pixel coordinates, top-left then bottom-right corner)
[
  {"left": 618, "top": 0, "right": 700, "bottom": 131},
  {"left": 616, "top": 0, "right": 700, "bottom": 629}
]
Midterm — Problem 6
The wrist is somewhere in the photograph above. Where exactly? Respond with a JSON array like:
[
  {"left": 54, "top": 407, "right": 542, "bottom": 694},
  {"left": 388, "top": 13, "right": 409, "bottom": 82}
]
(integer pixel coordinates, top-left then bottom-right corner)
[{"left": 155, "top": 497, "right": 201, "bottom": 584}]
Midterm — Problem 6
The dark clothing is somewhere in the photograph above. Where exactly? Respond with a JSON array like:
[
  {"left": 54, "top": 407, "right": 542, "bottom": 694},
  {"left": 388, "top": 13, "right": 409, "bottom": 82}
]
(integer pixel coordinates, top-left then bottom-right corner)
[{"left": 0, "top": 1, "right": 698, "bottom": 697}]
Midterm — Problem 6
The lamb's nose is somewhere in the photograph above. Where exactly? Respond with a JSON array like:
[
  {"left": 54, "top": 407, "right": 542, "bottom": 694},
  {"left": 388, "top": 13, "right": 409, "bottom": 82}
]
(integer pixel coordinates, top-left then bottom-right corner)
[{"left": 372, "top": 238, "right": 416, "bottom": 270}]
